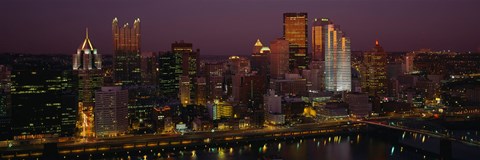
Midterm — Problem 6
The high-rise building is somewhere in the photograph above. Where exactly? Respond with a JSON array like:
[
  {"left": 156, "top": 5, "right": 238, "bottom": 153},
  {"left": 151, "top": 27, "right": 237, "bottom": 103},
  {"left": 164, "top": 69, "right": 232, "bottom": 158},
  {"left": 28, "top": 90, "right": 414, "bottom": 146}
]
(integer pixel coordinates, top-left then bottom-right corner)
[
  {"left": 72, "top": 29, "right": 103, "bottom": 137},
  {"left": 321, "top": 18, "right": 352, "bottom": 92},
  {"left": 126, "top": 85, "right": 157, "bottom": 131},
  {"left": 112, "top": 17, "right": 141, "bottom": 86},
  {"left": 310, "top": 18, "right": 331, "bottom": 93},
  {"left": 232, "top": 72, "right": 267, "bottom": 108},
  {"left": 11, "top": 69, "right": 77, "bottom": 138},
  {"left": 73, "top": 29, "right": 102, "bottom": 71},
  {"left": 204, "top": 62, "right": 225, "bottom": 101},
  {"left": 158, "top": 51, "right": 182, "bottom": 98},
  {"left": 140, "top": 52, "right": 158, "bottom": 85},
  {"left": 269, "top": 38, "right": 290, "bottom": 79},
  {"left": 172, "top": 41, "right": 200, "bottom": 77},
  {"left": 311, "top": 18, "right": 332, "bottom": 61},
  {"left": 363, "top": 41, "right": 387, "bottom": 96},
  {"left": 172, "top": 41, "right": 200, "bottom": 105},
  {"left": 283, "top": 13, "right": 308, "bottom": 71},
  {"left": 0, "top": 65, "right": 11, "bottom": 140},
  {"left": 94, "top": 86, "right": 128, "bottom": 137}
]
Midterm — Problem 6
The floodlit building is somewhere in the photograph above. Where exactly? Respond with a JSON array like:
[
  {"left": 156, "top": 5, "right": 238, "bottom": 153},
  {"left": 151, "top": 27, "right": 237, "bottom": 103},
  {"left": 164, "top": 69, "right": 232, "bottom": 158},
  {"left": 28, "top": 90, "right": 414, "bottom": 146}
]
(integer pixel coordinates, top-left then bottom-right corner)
[
  {"left": 73, "top": 29, "right": 103, "bottom": 137},
  {"left": 284, "top": 13, "right": 308, "bottom": 71},
  {"left": 319, "top": 18, "right": 352, "bottom": 92},
  {"left": 112, "top": 17, "right": 142, "bottom": 86},
  {"left": 363, "top": 41, "right": 387, "bottom": 96},
  {"left": 207, "top": 100, "right": 233, "bottom": 120}
]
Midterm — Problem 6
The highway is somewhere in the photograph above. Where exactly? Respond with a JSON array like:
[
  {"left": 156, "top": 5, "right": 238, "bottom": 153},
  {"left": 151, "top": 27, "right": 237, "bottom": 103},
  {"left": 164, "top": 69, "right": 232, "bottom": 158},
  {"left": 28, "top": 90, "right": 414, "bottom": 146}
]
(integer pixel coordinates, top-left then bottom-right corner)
[{"left": 0, "top": 121, "right": 363, "bottom": 159}]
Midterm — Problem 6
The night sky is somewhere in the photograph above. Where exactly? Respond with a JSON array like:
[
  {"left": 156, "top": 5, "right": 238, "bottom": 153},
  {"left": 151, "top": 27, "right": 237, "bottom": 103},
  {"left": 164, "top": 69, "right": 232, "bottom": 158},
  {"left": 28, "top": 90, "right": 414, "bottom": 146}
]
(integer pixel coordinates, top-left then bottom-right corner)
[{"left": 1, "top": 0, "right": 479, "bottom": 55}]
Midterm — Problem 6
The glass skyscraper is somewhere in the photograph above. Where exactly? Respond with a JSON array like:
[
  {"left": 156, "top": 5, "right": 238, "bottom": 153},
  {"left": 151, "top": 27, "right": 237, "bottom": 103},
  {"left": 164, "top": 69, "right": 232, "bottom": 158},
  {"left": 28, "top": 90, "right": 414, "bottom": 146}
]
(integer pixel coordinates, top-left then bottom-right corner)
[
  {"left": 316, "top": 18, "right": 352, "bottom": 92},
  {"left": 283, "top": 13, "right": 308, "bottom": 71},
  {"left": 112, "top": 17, "right": 142, "bottom": 86}
]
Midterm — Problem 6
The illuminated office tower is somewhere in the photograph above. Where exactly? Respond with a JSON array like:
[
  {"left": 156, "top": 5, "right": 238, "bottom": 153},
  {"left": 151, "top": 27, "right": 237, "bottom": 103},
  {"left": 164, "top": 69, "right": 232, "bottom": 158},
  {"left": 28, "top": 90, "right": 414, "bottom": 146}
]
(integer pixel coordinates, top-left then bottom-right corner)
[
  {"left": 312, "top": 18, "right": 332, "bottom": 61},
  {"left": 310, "top": 18, "right": 332, "bottom": 93},
  {"left": 11, "top": 69, "right": 77, "bottom": 137},
  {"left": 158, "top": 51, "right": 182, "bottom": 98},
  {"left": 252, "top": 39, "right": 263, "bottom": 54},
  {"left": 112, "top": 17, "right": 141, "bottom": 86},
  {"left": 364, "top": 41, "right": 387, "bottom": 96},
  {"left": 72, "top": 29, "right": 103, "bottom": 137},
  {"left": 94, "top": 86, "right": 128, "bottom": 137},
  {"left": 204, "top": 62, "right": 225, "bottom": 101},
  {"left": 0, "top": 65, "right": 11, "bottom": 140},
  {"left": 269, "top": 38, "right": 290, "bottom": 79},
  {"left": 323, "top": 19, "right": 352, "bottom": 92},
  {"left": 172, "top": 41, "right": 200, "bottom": 105},
  {"left": 172, "top": 40, "right": 199, "bottom": 78},
  {"left": 283, "top": 13, "right": 308, "bottom": 71},
  {"left": 207, "top": 100, "right": 233, "bottom": 120}
]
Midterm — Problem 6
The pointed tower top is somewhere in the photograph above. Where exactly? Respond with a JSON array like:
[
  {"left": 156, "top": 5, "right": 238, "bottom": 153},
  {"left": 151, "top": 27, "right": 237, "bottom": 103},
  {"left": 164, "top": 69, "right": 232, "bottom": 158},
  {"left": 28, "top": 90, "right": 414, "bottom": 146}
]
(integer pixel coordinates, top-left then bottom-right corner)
[
  {"left": 254, "top": 39, "right": 263, "bottom": 47},
  {"left": 375, "top": 40, "right": 379, "bottom": 46},
  {"left": 80, "top": 28, "right": 94, "bottom": 50}
]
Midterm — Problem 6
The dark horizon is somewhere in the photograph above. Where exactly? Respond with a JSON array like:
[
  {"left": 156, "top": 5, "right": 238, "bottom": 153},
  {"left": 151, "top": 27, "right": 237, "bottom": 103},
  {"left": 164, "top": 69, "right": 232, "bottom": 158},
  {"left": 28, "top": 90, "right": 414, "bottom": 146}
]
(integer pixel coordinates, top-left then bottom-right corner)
[{"left": 1, "top": 0, "right": 479, "bottom": 55}]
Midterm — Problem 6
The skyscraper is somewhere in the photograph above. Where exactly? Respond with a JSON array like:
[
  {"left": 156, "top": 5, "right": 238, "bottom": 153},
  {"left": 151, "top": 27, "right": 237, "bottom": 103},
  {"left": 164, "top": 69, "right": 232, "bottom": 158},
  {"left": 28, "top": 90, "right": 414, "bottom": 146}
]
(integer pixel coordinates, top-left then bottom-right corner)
[
  {"left": 112, "top": 17, "right": 141, "bottom": 86},
  {"left": 269, "top": 38, "right": 290, "bottom": 79},
  {"left": 72, "top": 29, "right": 103, "bottom": 137},
  {"left": 204, "top": 62, "right": 225, "bottom": 102},
  {"left": 11, "top": 69, "right": 77, "bottom": 137},
  {"left": 283, "top": 13, "right": 308, "bottom": 71},
  {"left": 312, "top": 18, "right": 332, "bottom": 61},
  {"left": 364, "top": 41, "right": 387, "bottom": 96},
  {"left": 158, "top": 51, "right": 182, "bottom": 98},
  {"left": 140, "top": 52, "right": 158, "bottom": 85},
  {"left": 321, "top": 18, "right": 352, "bottom": 92},
  {"left": 0, "top": 65, "right": 11, "bottom": 140},
  {"left": 94, "top": 86, "right": 128, "bottom": 137},
  {"left": 172, "top": 41, "right": 200, "bottom": 105}
]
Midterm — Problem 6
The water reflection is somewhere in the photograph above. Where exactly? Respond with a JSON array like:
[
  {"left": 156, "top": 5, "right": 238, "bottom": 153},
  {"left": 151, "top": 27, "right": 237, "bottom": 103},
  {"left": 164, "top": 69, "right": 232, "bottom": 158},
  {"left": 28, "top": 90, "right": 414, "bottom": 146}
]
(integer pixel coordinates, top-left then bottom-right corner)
[{"left": 74, "top": 132, "right": 480, "bottom": 160}]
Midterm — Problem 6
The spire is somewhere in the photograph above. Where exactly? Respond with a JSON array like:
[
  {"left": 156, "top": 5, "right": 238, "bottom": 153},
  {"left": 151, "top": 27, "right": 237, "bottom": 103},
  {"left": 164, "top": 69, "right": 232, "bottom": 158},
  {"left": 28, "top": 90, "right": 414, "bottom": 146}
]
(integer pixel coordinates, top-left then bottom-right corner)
[
  {"left": 254, "top": 39, "right": 263, "bottom": 47},
  {"left": 375, "top": 40, "right": 379, "bottom": 46},
  {"left": 80, "top": 28, "right": 94, "bottom": 50}
]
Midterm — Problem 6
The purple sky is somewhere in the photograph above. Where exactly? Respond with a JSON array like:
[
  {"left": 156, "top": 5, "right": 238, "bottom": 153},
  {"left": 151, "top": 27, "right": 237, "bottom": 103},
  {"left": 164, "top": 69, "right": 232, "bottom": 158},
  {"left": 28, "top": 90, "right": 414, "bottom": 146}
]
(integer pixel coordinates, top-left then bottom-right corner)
[{"left": 1, "top": 0, "right": 479, "bottom": 55}]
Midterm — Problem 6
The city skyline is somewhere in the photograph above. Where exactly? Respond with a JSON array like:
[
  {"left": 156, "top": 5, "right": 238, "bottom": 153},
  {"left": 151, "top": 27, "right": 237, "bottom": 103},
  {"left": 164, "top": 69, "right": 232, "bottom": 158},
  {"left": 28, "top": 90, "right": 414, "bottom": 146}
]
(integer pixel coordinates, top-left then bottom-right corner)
[
  {"left": 1, "top": 0, "right": 480, "bottom": 55},
  {"left": 1, "top": 1, "right": 480, "bottom": 159}
]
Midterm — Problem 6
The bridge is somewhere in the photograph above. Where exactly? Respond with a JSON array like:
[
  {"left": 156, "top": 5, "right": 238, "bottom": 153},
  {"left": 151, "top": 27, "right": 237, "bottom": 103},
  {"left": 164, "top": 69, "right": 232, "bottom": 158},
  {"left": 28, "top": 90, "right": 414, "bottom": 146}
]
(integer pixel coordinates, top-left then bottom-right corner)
[{"left": 363, "top": 120, "right": 480, "bottom": 159}]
